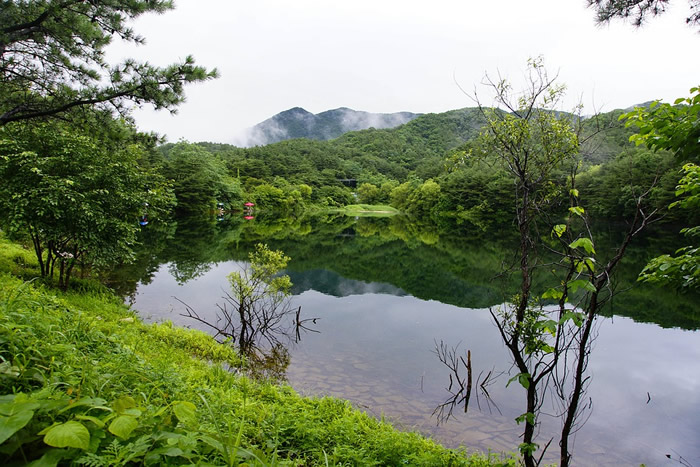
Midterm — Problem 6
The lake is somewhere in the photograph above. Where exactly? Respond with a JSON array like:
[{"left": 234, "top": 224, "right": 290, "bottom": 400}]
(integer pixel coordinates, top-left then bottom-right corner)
[{"left": 114, "top": 213, "right": 700, "bottom": 466}]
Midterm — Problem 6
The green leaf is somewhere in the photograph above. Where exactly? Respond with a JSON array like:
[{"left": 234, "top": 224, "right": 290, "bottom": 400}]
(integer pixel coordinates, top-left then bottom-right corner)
[
  {"left": 149, "top": 446, "right": 185, "bottom": 457},
  {"left": 585, "top": 258, "right": 596, "bottom": 272},
  {"left": 507, "top": 372, "right": 530, "bottom": 389},
  {"left": 542, "top": 288, "right": 564, "bottom": 300},
  {"left": 43, "top": 421, "right": 90, "bottom": 450},
  {"left": 561, "top": 311, "right": 584, "bottom": 327},
  {"left": 57, "top": 397, "right": 109, "bottom": 415},
  {"left": 0, "top": 407, "right": 36, "bottom": 444},
  {"left": 112, "top": 396, "right": 136, "bottom": 414},
  {"left": 568, "top": 279, "right": 596, "bottom": 293},
  {"left": 515, "top": 412, "right": 536, "bottom": 426},
  {"left": 26, "top": 448, "right": 66, "bottom": 467},
  {"left": 537, "top": 319, "right": 558, "bottom": 336},
  {"left": 518, "top": 373, "right": 531, "bottom": 389},
  {"left": 74, "top": 415, "right": 105, "bottom": 428},
  {"left": 108, "top": 415, "right": 138, "bottom": 439},
  {"left": 0, "top": 361, "right": 20, "bottom": 378},
  {"left": 200, "top": 434, "right": 225, "bottom": 455},
  {"left": 172, "top": 401, "right": 197, "bottom": 426},
  {"left": 518, "top": 441, "right": 539, "bottom": 456},
  {"left": 569, "top": 188, "right": 579, "bottom": 198},
  {"left": 568, "top": 206, "right": 584, "bottom": 217},
  {"left": 569, "top": 237, "right": 596, "bottom": 255},
  {"left": 551, "top": 224, "right": 566, "bottom": 238},
  {"left": 0, "top": 395, "right": 40, "bottom": 416}
]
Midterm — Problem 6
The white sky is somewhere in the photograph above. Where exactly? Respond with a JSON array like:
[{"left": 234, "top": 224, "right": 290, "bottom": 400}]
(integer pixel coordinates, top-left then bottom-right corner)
[{"left": 106, "top": 0, "right": 700, "bottom": 144}]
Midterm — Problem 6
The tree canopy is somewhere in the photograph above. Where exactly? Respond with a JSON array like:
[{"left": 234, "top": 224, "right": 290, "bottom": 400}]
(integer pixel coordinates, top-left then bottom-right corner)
[
  {"left": 0, "top": 0, "right": 217, "bottom": 126},
  {"left": 624, "top": 87, "right": 700, "bottom": 289},
  {"left": 587, "top": 0, "right": 700, "bottom": 28},
  {"left": 0, "top": 120, "right": 174, "bottom": 288}
]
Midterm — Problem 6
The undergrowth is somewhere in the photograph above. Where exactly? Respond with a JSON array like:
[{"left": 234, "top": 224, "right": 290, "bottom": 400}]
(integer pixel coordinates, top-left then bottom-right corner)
[{"left": 0, "top": 236, "right": 513, "bottom": 466}]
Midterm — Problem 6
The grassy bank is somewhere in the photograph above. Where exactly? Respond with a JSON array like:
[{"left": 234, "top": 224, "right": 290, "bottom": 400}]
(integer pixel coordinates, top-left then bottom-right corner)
[{"left": 0, "top": 235, "right": 512, "bottom": 465}]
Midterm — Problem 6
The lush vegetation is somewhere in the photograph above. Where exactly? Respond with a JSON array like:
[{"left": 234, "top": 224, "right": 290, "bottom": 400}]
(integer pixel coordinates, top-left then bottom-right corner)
[
  {"left": 0, "top": 235, "right": 510, "bottom": 465},
  {"left": 0, "top": 119, "right": 174, "bottom": 289},
  {"left": 150, "top": 103, "right": 693, "bottom": 234},
  {"left": 626, "top": 88, "right": 700, "bottom": 290},
  {"left": 1, "top": 1, "right": 698, "bottom": 465}
]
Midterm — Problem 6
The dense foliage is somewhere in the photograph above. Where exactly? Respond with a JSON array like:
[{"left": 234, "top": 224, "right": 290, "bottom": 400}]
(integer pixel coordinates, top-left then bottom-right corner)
[
  {"left": 0, "top": 1, "right": 696, "bottom": 465},
  {"left": 154, "top": 103, "right": 689, "bottom": 231},
  {"left": 627, "top": 87, "right": 700, "bottom": 289},
  {"left": 0, "top": 120, "right": 174, "bottom": 289}
]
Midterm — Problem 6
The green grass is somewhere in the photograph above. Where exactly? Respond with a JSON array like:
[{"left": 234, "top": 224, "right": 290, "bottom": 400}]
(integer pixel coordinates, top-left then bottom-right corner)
[
  {"left": 0, "top": 237, "right": 514, "bottom": 466},
  {"left": 0, "top": 232, "right": 39, "bottom": 279},
  {"left": 333, "top": 204, "right": 400, "bottom": 217}
]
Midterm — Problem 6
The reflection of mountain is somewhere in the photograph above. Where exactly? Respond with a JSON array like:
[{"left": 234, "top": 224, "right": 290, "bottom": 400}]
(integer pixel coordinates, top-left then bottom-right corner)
[
  {"left": 118, "top": 214, "right": 700, "bottom": 330},
  {"left": 288, "top": 269, "right": 407, "bottom": 297}
]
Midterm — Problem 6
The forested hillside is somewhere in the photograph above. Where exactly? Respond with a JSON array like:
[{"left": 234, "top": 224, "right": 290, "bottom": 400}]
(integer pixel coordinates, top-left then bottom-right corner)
[{"left": 156, "top": 104, "right": 691, "bottom": 230}]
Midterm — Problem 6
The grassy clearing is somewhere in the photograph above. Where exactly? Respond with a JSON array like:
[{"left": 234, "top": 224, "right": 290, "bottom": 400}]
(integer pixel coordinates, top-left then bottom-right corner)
[
  {"left": 0, "top": 236, "right": 513, "bottom": 465},
  {"left": 333, "top": 204, "right": 400, "bottom": 217}
]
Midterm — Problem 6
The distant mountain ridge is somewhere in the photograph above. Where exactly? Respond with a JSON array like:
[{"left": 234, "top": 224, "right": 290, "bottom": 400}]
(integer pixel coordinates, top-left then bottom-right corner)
[{"left": 235, "top": 107, "right": 421, "bottom": 147}]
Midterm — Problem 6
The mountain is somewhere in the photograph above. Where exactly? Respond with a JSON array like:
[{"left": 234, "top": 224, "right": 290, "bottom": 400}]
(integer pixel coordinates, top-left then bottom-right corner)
[{"left": 235, "top": 107, "right": 421, "bottom": 147}]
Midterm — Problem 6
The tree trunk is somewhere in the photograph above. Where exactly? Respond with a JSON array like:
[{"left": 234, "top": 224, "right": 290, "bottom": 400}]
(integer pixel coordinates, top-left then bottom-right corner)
[
  {"left": 524, "top": 384, "right": 538, "bottom": 467},
  {"left": 47, "top": 241, "right": 55, "bottom": 278},
  {"left": 29, "top": 228, "right": 45, "bottom": 276},
  {"left": 58, "top": 259, "right": 65, "bottom": 289},
  {"left": 560, "top": 293, "right": 598, "bottom": 466}
]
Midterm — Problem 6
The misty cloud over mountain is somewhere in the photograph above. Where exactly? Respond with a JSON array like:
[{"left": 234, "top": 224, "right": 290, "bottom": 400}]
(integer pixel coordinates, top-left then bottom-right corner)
[{"left": 234, "top": 107, "right": 421, "bottom": 147}]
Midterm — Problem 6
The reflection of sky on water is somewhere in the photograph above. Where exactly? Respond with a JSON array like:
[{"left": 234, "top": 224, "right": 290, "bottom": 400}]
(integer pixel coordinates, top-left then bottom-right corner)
[
  {"left": 587, "top": 318, "right": 700, "bottom": 463},
  {"left": 131, "top": 261, "right": 246, "bottom": 329},
  {"left": 131, "top": 263, "right": 700, "bottom": 466}
]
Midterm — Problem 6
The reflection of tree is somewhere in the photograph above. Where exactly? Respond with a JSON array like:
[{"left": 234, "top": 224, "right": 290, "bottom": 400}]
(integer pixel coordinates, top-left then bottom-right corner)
[
  {"left": 180, "top": 244, "right": 316, "bottom": 381},
  {"left": 433, "top": 342, "right": 504, "bottom": 424},
  {"left": 167, "top": 215, "right": 222, "bottom": 283},
  {"left": 106, "top": 220, "right": 177, "bottom": 300},
  {"left": 113, "top": 211, "right": 699, "bottom": 329}
]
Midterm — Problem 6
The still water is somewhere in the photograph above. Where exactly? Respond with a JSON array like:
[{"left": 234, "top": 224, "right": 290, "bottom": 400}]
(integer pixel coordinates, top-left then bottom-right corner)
[{"left": 119, "top": 214, "right": 700, "bottom": 466}]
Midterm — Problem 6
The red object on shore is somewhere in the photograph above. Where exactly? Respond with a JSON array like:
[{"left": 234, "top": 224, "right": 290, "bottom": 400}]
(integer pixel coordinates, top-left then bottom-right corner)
[{"left": 244, "top": 202, "right": 255, "bottom": 207}]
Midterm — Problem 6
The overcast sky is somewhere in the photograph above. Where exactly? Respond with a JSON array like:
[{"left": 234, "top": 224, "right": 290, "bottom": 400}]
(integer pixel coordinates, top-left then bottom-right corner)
[{"left": 106, "top": 0, "right": 699, "bottom": 144}]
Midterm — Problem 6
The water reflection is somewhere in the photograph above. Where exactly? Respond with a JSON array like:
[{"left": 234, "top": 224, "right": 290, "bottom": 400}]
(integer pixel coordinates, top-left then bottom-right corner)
[
  {"left": 177, "top": 296, "right": 305, "bottom": 382},
  {"left": 120, "top": 214, "right": 700, "bottom": 465},
  {"left": 177, "top": 244, "right": 316, "bottom": 381},
  {"left": 115, "top": 213, "right": 700, "bottom": 330}
]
